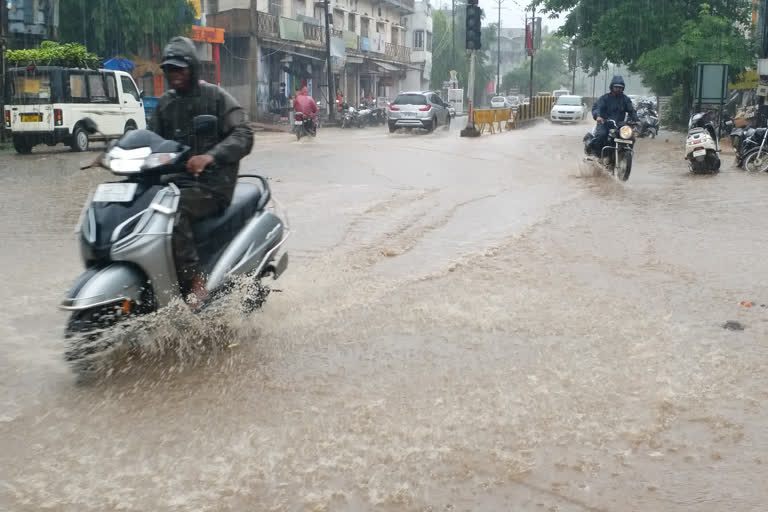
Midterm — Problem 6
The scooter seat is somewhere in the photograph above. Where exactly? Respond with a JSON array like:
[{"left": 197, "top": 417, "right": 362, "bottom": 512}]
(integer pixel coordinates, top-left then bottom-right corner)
[{"left": 192, "top": 182, "right": 263, "bottom": 263}]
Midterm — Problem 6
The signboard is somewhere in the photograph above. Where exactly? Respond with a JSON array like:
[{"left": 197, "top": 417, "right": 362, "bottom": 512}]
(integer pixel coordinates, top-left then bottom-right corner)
[
  {"left": 191, "top": 25, "right": 225, "bottom": 44},
  {"left": 448, "top": 88, "right": 464, "bottom": 115},
  {"left": 694, "top": 63, "right": 729, "bottom": 105}
]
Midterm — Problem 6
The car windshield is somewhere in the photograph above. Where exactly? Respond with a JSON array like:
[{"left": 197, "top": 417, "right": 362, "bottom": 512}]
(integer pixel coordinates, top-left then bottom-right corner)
[
  {"left": 556, "top": 96, "right": 582, "bottom": 106},
  {"left": 393, "top": 94, "right": 427, "bottom": 105}
]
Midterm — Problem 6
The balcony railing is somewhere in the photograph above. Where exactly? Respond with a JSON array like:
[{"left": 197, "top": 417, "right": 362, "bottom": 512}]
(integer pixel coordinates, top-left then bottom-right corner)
[
  {"left": 209, "top": 9, "right": 412, "bottom": 63},
  {"left": 385, "top": 42, "right": 411, "bottom": 63},
  {"left": 256, "top": 12, "right": 280, "bottom": 38},
  {"left": 303, "top": 23, "right": 324, "bottom": 45},
  {"left": 377, "top": 0, "right": 415, "bottom": 13}
]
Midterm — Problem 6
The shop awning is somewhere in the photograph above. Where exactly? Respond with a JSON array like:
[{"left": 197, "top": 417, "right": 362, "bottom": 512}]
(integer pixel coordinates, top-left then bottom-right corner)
[
  {"left": 262, "top": 45, "right": 326, "bottom": 61},
  {"left": 346, "top": 56, "right": 364, "bottom": 64},
  {"left": 376, "top": 62, "right": 401, "bottom": 72}
]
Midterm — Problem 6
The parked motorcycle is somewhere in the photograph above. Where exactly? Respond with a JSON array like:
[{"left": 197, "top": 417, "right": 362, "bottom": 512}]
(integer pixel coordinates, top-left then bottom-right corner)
[
  {"left": 340, "top": 103, "right": 359, "bottom": 129},
  {"left": 741, "top": 126, "right": 768, "bottom": 172},
  {"left": 60, "top": 117, "right": 290, "bottom": 374},
  {"left": 294, "top": 111, "right": 317, "bottom": 140},
  {"left": 636, "top": 101, "right": 660, "bottom": 138},
  {"left": 583, "top": 119, "right": 637, "bottom": 181},
  {"left": 685, "top": 112, "right": 720, "bottom": 174}
]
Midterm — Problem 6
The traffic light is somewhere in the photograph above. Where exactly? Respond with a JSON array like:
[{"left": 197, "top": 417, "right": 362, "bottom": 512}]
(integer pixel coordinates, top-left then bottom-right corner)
[{"left": 465, "top": 5, "right": 482, "bottom": 50}]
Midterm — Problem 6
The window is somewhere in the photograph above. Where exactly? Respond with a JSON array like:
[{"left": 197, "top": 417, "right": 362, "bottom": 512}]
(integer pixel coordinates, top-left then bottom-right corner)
[
  {"left": 348, "top": 13, "right": 355, "bottom": 32},
  {"left": 120, "top": 76, "right": 140, "bottom": 101},
  {"left": 104, "top": 73, "right": 119, "bottom": 103},
  {"left": 69, "top": 73, "right": 88, "bottom": 102},
  {"left": 414, "top": 30, "right": 424, "bottom": 49},
  {"left": 376, "top": 21, "right": 384, "bottom": 33},
  {"left": 207, "top": 0, "right": 218, "bottom": 13},
  {"left": 378, "top": 7, "right": 381, "bottom": 16},
  {"left": 426, "top": 31, "right": 432, "bottom": 51},
  {"left": 87, "top": 73, "right": 108, "bottom": 102},
  {"left": 268, "top": 0, "right": 282, "bottom": 17},
  {"left": 391, "top": 27, "right": 398, "bottom": 44},
  {"left": 361, "top": 19, "right": 369, "bottom": 38}
]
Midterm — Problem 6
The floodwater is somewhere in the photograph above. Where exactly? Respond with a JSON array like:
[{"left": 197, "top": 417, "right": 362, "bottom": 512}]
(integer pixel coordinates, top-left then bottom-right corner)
[{"left": 2, "top": 120, "right": 768, "bottom": 511}]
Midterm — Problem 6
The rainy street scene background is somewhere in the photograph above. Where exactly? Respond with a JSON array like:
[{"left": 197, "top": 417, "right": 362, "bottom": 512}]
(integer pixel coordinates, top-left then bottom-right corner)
[{"left": 2, "top": 0, "right": 768, "bottom": 511}]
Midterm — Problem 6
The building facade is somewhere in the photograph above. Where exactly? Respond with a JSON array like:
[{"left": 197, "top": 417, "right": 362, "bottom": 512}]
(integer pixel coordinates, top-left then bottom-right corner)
[
  {"left": 205, "top": 0, "right": 432, "bottom": 119},
  {"left": 6, "top": 0, "right": 59, "bottom": 49}
]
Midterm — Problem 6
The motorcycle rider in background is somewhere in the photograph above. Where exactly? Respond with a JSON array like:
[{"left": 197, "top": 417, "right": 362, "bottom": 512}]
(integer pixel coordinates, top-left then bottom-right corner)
[
  {"left": 587, "top": 76, "right": 639, "bottom": 156},
  {"left": 293, "top": 86, "right": 319, "bottom": 132},
  {"left": 150, "top": 36, "right": 254, "bottom": 307}
]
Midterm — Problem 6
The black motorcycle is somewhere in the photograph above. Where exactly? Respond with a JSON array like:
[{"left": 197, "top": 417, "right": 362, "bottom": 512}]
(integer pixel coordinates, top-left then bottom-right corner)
[
  {"left": 294, "top": 112, "right": 316, "bottom": 140},
  {"left": 583, "top": 119, "right": 638, "bottom": 181},
  {"left": 636, "top": 101, "right": 660, "bottom": 138}
]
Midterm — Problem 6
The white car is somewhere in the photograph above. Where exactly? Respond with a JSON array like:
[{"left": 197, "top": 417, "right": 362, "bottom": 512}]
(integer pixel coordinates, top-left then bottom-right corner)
[
  {"left": 490, "top": 96, "right": 509, "bottom": 109},
  {"left": 550, "top": 95, "right": 587, "bottom": 122}
]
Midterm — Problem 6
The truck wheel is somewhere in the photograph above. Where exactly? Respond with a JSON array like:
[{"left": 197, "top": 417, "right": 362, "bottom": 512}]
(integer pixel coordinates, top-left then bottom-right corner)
[
  {"left": 71, "top": 125, "right": 89, "bottom": 152},
  {"left": 12, "top": 136, "right": 33, "bottom": 154}
]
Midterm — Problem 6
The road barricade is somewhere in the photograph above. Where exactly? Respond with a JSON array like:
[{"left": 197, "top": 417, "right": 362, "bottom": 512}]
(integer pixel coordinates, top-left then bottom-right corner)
[{"left": 471, "top": 95, "right": 556, "bottom": 135}]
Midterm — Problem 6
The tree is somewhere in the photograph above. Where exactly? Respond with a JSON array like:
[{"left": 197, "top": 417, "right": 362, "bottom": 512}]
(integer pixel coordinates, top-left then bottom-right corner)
[
  {"left": 58, "top": 0, "right": 196, "bottom": 59},
  {"left": 536, "top": 0, "right": 754, "bottom": 122},
  {"left": 502, "top": 35, "right": 569, "bottom": 94}
]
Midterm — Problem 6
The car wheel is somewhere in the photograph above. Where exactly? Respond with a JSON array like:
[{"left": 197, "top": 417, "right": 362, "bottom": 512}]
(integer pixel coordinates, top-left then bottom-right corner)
[
  {"left": 388, "top": 122, "right": 397, "bottom": 133},
  {"left": 427, "top": 118, "right": 436, "bottom": 133}
]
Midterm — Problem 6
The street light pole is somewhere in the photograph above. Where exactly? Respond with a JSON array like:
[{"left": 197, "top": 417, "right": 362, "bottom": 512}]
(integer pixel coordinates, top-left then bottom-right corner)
[{"left": 323, "top": 0, "right": 336, "bottom": 122}]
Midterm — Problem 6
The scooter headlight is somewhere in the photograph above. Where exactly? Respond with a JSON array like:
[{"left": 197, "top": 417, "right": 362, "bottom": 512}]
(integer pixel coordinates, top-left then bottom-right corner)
[
  {"left": 143, "top": 152, "right": 178, "bottom": 169},
  {"left": 620, "top": 125, "right": 633, "bottom": 139},
  {"left": 105, "top": 146, "right": 152, "bottom": 175}
]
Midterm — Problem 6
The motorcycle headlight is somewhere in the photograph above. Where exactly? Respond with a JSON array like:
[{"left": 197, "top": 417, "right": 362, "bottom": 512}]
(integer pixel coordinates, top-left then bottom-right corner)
[
  {"left": 143, "top": 152, "right": 178, "bottom": 169},
  {"left": 620, "top": 125, "right": 633, "bottom": 139}
]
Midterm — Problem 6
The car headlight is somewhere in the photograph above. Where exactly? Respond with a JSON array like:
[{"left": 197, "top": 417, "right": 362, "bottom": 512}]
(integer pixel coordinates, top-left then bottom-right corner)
[
  {"left": 143, "top": 152, "right": 178, "bottom": 169},
  {"left": 620, "top": 125, "right": 633, "bottom": 139}
]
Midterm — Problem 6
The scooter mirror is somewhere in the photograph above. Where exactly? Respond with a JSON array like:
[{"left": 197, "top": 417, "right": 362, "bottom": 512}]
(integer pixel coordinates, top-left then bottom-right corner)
[{"left": 193, "top": 115, "right": 218, "bottom": 139}]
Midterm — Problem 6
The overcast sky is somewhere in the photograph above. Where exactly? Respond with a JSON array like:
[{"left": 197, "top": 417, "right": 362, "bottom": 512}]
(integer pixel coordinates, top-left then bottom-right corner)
[{"left": 433, "top": 1, "right": 567, "bottom": 32}]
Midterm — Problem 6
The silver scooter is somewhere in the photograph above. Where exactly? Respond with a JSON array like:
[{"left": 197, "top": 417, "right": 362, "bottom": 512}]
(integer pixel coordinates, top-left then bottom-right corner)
[{"left": 60, "top": 117, "right": 289, "bottom": 369}]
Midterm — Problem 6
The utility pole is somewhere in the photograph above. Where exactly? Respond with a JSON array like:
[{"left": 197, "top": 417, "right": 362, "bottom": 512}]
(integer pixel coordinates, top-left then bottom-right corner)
[
  {"left": 528, "top": 6, "right": 535, "bottom": 100},
  {"left": 496, "top": 0, "right": 502, "bottom": 95},
  {"left": 452, "top": 0, "right": 455, "bottom": 67},
  {"left": 323, "top": 0, "right": 336, "bottom": 122},
  {"left": 1, "top": 0, "right": 8, "bottom": 143}
]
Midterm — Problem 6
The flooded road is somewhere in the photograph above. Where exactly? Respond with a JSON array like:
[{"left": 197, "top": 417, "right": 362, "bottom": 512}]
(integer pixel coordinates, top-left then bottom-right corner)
[{"left": 2, "top": 120, "right": 768, "bottom": 511}]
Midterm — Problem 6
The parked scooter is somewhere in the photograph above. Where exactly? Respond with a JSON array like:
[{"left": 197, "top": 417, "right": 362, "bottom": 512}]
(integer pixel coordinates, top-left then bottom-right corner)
[
  {"left": 741, "top": 126, "right": 768, "bottom": 172},
  {"left": 685, "top": 112, "right": 720, "bottom": 174},
  {"left": 60, "top": 118, "right": 290, "bottom": 374}
]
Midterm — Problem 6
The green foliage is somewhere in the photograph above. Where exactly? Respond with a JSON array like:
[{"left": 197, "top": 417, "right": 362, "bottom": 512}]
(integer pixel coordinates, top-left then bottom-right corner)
[
  {"left": 536, "top": 0, "right": 754, "bottom": 122},
  {"left": 430, "top": 3, "right": 496, "bottom": 104},
  {"left": 6, "top": 41, "right": 101, "bottom": 68},
  {"left": 502, "top": 35, "right": 570, "bottom": 94},
  {"left": 58, "top": 0, "right": 195, "bottom": 58},
  {"left": 636, "top": 3, "right": 754, "bottom": 94}
]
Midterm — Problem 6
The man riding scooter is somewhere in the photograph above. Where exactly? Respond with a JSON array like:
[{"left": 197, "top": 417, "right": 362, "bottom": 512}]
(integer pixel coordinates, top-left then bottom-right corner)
[{"left": 587, "top": 75, "right": 639, "bottom": 157}]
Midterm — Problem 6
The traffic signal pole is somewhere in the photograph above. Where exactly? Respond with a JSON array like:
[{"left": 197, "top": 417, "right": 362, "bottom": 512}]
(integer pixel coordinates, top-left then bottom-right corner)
[{"left": 461, "top": 0, "right": 481, "bottom": 137}]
